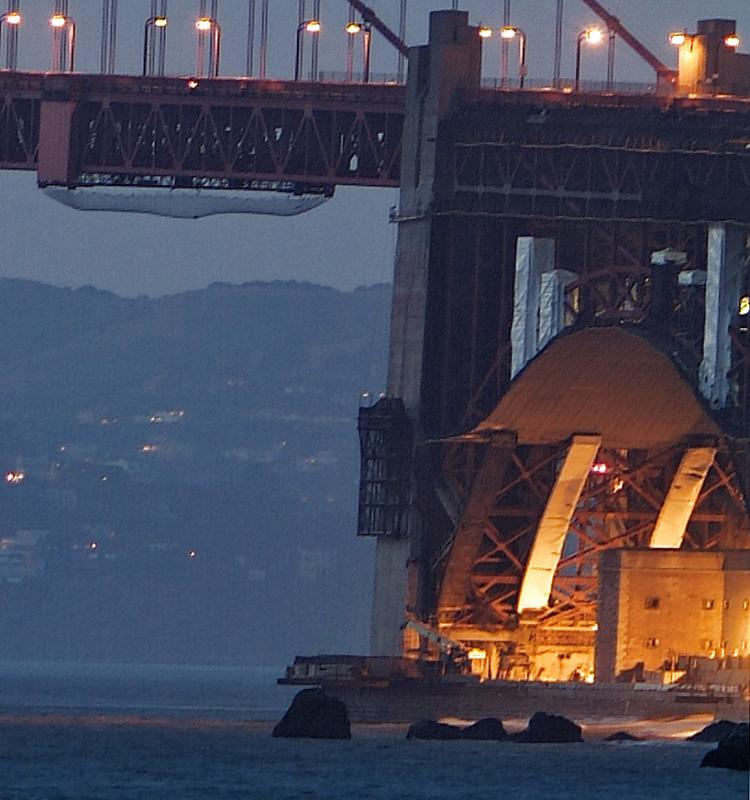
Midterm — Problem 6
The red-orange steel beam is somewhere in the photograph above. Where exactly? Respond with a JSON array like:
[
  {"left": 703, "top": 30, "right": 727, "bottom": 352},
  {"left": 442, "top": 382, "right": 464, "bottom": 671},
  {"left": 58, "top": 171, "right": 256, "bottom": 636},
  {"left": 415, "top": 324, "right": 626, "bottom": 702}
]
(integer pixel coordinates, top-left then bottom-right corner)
[
  {"left": 346, "top": 1, "right": 410, "bottom": 57},
  {"left": 579, "top": 0, "right": 676, "bottom": 81}
]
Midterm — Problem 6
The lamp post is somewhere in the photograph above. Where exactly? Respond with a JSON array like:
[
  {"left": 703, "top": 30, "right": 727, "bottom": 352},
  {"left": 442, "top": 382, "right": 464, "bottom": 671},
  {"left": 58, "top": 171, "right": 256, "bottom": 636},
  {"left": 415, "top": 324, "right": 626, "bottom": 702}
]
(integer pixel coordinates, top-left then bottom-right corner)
[
  {"left": 295, "top": 19, "right": 320, "bottom": 81},
  {"left": 143, "top": 14, "right": 167, "bottom": 76},
  {"left": 575, "top": 26, "right": 603, "bottom": 92},
  {"left": 346, "top": 21, "right": 372, "bottom": 84},
  {"left": 196, "top": 16, "right": 221, "bottom": 78},
  {"left": 500, "top": 26, "right": 527, "bottom": 89},
  {"left": 0, "top": 10, "right": 21, "bottom": 71},
  {"left": 50, "top": 13, "right": 75, "bottom": 73}
]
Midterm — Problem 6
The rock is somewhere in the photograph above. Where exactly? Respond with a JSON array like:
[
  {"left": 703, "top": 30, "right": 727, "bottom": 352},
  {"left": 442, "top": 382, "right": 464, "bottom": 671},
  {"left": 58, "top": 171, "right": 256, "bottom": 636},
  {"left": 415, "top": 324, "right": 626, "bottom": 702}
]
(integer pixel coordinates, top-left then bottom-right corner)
[
  {"left": 406, "top": 720, "right": 463, "bottom": 740},
  {"left": 460, "top": 717, "right": 508, "bottom": 741},
  {"left": 700, "top": 723, "right": 749, "bottom": 771},
  {"left": 513, "top": 712, "right": 583, "bottom": 743},
  {"left": 272, "top": 688, "right": 351, "bottom": 739},
  {"left": 604, "top": 731, "right": 642, "bottom": 742},
  {"left": 688, "top": 720, "right": 740, "bottom": 742}
]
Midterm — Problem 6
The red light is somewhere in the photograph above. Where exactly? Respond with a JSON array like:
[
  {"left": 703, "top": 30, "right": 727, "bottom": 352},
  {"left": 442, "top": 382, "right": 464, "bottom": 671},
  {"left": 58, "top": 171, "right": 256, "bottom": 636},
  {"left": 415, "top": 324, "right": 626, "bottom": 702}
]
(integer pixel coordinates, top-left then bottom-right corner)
[{"left": 592, "top": 463, "right": 609, "bottom": 474}]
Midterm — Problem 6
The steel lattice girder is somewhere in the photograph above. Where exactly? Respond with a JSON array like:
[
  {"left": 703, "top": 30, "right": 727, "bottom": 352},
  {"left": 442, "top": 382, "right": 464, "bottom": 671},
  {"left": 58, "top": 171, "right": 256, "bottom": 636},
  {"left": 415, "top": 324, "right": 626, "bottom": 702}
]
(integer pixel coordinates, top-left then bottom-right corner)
[
  {"left": 0, "top": 73, "right": 405, "bottom": 187},
  {"left": 434, "top": 442, "right": 748, "bottom": 631}
]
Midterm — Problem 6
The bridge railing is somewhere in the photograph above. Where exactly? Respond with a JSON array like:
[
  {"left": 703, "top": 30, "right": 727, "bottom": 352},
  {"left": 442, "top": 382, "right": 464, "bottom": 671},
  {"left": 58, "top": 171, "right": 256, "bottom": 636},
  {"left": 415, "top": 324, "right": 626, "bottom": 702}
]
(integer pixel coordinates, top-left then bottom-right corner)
[
  {"left": 481, "top": 77, "right": 661, "bottom": 95},
  {"left": 318, "top": 71, "right": 404, "bottom": 86}
]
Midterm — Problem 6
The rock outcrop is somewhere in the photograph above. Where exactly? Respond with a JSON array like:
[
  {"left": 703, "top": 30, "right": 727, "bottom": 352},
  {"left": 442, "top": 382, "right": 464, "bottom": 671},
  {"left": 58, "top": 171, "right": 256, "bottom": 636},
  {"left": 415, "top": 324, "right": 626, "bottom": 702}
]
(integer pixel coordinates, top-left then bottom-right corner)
[
  {"left": 459, "top": 718, "right": 508, "bottom": 741},
  {"left": 406, "top": 717, "right": 507, "bottom": 741},
  {"left": 688, "top": 720, "right": 740, "bottom": 742},
  {"left": 604, "top": 731, "right": 642, "bottom": 742},
  {"left": 406, "top": 720, "right": 463, "bottom": 740},
  {"left": 272, "top": 688, "right": 351, "bottom": 739},
  {"left": 700, "top": 723, "right": 749, "bottom": 771},
  {"left": 512, "top": 712, "right": 583, "bottom": 743}
]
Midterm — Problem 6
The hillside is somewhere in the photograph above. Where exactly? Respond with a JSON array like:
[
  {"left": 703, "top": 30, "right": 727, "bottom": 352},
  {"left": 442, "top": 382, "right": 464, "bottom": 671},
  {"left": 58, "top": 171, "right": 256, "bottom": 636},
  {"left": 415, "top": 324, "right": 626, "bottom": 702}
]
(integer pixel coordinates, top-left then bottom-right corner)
[{"left": 0, "top": 278, "right": 392, "bottom": 665}]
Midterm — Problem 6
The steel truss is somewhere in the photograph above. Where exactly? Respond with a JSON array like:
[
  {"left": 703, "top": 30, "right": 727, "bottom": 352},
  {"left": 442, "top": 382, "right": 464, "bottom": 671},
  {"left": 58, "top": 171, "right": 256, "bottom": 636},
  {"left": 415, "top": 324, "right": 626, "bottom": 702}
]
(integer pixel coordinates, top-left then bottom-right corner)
[
  {"left": 0, "top": 73, "right": 405, "bottom": 187},
  {"left": 435, "top": 440, "right": 748, "bottom": 632}
]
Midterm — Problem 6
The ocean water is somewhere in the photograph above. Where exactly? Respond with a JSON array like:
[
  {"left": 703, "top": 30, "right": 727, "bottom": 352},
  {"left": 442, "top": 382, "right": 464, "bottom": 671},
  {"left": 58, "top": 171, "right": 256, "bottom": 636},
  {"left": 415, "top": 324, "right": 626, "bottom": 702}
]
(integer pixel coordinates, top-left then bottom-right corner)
[{"left": 0, "top": 662, "right": 746, "bottom": 800}]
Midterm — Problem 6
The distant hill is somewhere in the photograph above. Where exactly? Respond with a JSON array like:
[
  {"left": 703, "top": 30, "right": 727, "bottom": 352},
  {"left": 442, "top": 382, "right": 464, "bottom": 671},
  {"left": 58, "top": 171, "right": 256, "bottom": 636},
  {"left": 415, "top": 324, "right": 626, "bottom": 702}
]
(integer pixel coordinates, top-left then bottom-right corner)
[{"left": 0, "top": 278, "right": 392, "bottom": 666}]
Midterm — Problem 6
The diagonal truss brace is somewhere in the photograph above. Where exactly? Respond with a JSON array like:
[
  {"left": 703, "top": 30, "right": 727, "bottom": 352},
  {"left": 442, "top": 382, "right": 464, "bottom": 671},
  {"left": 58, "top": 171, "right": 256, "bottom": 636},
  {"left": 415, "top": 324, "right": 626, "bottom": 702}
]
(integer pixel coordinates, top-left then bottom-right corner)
[
  {"left": 438, "top": 431, "right": 516, "bottom": 620},
  {"left": 517, "top": 434, "right": 601, "bottom": 612},
  {"left": 649, "top": 446, "right": 717, "bottom": 549}
]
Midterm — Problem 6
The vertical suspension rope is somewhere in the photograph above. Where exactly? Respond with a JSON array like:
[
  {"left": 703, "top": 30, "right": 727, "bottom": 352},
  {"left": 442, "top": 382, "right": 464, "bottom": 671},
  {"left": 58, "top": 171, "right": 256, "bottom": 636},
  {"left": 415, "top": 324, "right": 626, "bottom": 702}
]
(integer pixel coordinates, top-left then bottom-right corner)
[
  {"left": 501, "top": 0, "right": 511, "bottom": 88},
  {"left": 100, "top": 0, "right": 108, "bottom": 73},
  {"left": 259, "top": 0, "right": 268, "bottom": 78},
  {"left": 397, "top": 0, "right": 406, "bottom": 83},
  {"left": 554, "top": 0, "right": 563, "bottom": 87},
  {"left": 247, "top": 0, "right": 255, "bottom": 76},
  {"left": 310, "top": 0, "right": 320, "bottom": 80},
  {"left": 210, "top": 0, "right": 219, "bottom": 76},
  {"left": 346, "top": 2, "right": 355, "bottom": 83},
  {"left": 158, "top": 0, "right": 167, "bottom": 76},
  {"left": 109, "top": 0, "right": 117, "bottom": 74},
  {"left": 297, "top": 0, "right": 306, "bottom": 80},
  {"left": 53, "top": 0, "right": 70, "bottom": 72},
  {"left": 6, "top": 0, "right": 19, "bottom": 70}
]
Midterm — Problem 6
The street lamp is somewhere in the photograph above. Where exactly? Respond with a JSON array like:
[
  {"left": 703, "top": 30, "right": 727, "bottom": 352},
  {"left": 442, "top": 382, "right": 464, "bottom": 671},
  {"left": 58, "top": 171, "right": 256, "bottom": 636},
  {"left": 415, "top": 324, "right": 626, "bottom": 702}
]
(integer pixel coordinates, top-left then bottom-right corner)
[
  {"left": 500, "top": 26, "right": 527, "bottom": 89},
  {"left": 295, "top": 19, "right": 320, "bottom": 81},
  {"left": 50, "top": 13, "right": 76, "bottom": 73},
  {"left": 195, "top": 16, "right": 221, "bottom": 78},
  {"left": 0, "top": 10, "right": 21, "bottom": 71},
  {"left": 143, "top": 15, "right": 167, "bottom": 76},
  {"left": 346, "top": 20, "right": 372, "bottom": 84},
  {"left": 575, "top": 27, "right": 604, "bottom": 92}
]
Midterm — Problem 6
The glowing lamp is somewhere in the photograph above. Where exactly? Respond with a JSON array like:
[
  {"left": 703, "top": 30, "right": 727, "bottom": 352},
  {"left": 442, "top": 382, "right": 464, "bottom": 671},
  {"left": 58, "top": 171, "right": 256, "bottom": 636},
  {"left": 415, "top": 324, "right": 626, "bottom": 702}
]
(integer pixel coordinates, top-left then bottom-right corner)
[
  {"left": 50, "top": 14, "right": 66, "bottom": 28},
  {"left": 187, "top": 79, "right": 199, "bottom": 89},
  {"left": 5, "top": 12, "right": 21, "bottom": 25},
  {"left": 305, "top": 20, "right": 321, "bottom": 33},
  {"left": 346, "top": 22, "right": 362, "bottom": 35},
  {"left": 740, "top": 296, "right": 750, "bottom": 316},
  {"left": 500, "top": 26, "right": 517, "bottom": 40},
  {"left": 196, "top": 17, "right": 212, "bottom": 32},
  {"left": 478, "top": 26, "right": 493, "bottom": 39},
  {"left": 154, "top": 16, "right": 168, "bottom": 28},
  {"left": 591, "top": 462, "right": 609, "bottom": 475},
  {"left": 467, "top": 648, "right": 487, "bottom": 660},
  {"left": 669, "top": 32, "right": 687, "bottom": 46},
  {"left": 724, "top": 34, "right": 740, "bottom": 48},
  {"left": 583, "top": 27, "right": 604, "bottom": 45}
]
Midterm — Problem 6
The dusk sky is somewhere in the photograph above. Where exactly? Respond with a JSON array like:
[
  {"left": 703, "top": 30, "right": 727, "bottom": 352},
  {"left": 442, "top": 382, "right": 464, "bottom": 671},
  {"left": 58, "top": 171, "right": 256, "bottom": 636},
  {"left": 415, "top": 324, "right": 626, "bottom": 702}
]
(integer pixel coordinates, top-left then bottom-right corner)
[{"left": 1, "top": 0, "right": 747, "bottom": 296}]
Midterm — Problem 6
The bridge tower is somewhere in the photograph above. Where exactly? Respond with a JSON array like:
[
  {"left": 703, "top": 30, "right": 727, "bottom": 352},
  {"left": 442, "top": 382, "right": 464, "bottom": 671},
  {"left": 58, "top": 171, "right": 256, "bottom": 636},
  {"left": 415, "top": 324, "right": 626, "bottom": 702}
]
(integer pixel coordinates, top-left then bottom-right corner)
[{"left": 359, "top": 11, "right": 750, "bottom": 678}]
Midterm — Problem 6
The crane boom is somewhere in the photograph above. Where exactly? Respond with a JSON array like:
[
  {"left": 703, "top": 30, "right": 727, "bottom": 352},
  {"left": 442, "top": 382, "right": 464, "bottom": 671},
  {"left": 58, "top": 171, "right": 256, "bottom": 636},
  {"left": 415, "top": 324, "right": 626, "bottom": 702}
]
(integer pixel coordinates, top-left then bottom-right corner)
[
  {"left": 580, "top": 0, "right": 676, "bottom": 81},
  {"left": 346, "top": 0, "right": 410, "bottom": 57}
]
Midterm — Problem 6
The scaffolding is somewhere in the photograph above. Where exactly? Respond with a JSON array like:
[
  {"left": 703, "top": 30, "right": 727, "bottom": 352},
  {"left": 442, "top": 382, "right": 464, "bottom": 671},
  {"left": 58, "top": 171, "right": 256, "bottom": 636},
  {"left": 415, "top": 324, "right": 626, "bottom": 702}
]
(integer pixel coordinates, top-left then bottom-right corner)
[{"left": 357, "top": 397, "right": 412, "bottom": 537}]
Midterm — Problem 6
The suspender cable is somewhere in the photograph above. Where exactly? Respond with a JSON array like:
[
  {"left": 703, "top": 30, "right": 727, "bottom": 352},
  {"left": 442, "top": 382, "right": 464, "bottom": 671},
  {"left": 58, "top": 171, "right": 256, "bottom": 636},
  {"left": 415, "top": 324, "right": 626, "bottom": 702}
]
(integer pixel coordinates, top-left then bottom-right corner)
[
  {"left": 259, "top": 0, "right": 268, "bottom": 78},
  {"left": 247, "top": 0, "right": 255, "bottom": 76},
  {"left": 501, "top": 0, "right": 511, "bottom": 87},
  {"left": 554, "top": 0, "right": 563, "bottom": 87},
  {"left": 310, "top": 0, "right": 320, "bottom": 81},
  {"left": 346, "top": 2, "right": 355, "bottom": 83},
  {"left": 397, "top": 0, "right": 406, "bottom": 83}
]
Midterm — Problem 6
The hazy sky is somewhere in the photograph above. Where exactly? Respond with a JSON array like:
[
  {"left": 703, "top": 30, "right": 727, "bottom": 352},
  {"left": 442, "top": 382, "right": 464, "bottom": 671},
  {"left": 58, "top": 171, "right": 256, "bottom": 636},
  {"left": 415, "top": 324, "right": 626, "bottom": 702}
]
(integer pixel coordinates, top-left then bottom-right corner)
[{"left": 1, "top": 0, "right": 747, "bottom": 296}]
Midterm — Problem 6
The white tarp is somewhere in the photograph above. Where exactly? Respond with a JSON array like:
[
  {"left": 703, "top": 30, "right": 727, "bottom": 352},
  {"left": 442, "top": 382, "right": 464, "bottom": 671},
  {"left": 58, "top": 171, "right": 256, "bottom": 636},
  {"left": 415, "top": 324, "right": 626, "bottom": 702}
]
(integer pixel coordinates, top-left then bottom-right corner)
[
  {"left": 516, "top": 434, "right": 602, "bottom": 612},
  {"left": 649, "top": 446, "right": 717, "bottom": 549},
  {"left": 43, "top": 186, "right": 330, "bottom": 219}
]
